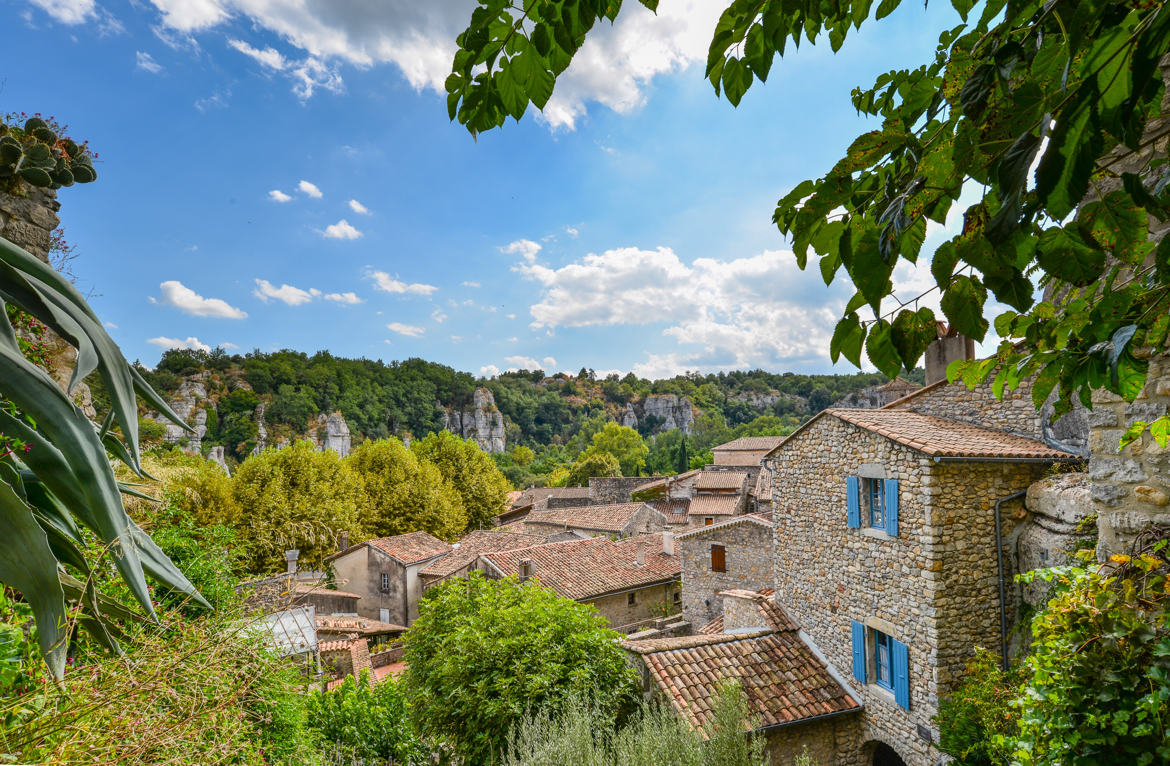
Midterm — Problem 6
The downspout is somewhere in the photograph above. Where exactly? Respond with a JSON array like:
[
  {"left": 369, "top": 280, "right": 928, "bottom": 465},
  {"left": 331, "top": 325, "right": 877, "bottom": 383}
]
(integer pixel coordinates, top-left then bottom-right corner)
[{"left": 995, "top": 490, "right": 1028, "bottom": 672}]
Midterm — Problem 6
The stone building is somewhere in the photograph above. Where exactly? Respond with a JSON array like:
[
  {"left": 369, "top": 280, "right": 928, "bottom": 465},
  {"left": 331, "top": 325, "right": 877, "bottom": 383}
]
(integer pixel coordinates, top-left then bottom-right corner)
[
  {"left": 478, "top": 533, "right": 681, "bottom": 633},
  {"left": 496, "top": 486, "right": 592, "bottom": 525},
  {"left": 418, "top": 528, "right": 545, "bottom": 591},
  {"left": 763, "top": 407, "right": 1079, "bottom": 765},
  {"left": 519, "top": 502, "right": 667, "bottom": 540},
  {"left": 711, "top": 435, "right": 786, "bottom": 466},
  {"left": 676, "top": 513, "right": 773, "bottom": 628},
  {"left": 325, "top": 532, "right": 452, "bottom": 626}
]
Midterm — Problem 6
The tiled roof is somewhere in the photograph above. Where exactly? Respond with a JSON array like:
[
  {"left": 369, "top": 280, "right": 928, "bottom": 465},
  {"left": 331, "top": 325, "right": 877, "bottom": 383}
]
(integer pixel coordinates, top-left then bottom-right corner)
[
  {"left": 319, "top": 638, "right": 359, "bottom": 653},
  {"left": 649, "top": 498, "right": 690, "bottom": 516},
  {"left": 368, "top": 531, "right": 452, "bottom": 565},
  {"left": 316, "top": 615, "right": 407, "bottom": 636},
  {"left": 827, "top": 409, "right": 1078, "bottom": 460},
  {"left": 480, "top": 534, "right": 680, "bottom": 601},
  {"left": 420, "top": 529, "right": 545, "bottom": 579},
  {"left": 634, "top": 631, "right": 860, "bottom": 731},
  {"left": 752, "top": 468, "right": 772, "bottom": 501},
  {"left": 511, "top": 486, "right": 591, "bottom": 509},
  {"left": 694, "top": 471, "right": 748, "bottom": 490},
  {"left": 293, "top": 584, "right": 362, "bottom": 600},
  {"left": 666, "top": 512, "right": 691, "bottom": 526},
  {"left": 695, "top": 589, "right": 792, "bottom": 634},
  {"left": 687, "top": 495, "right": 740, "bottom": 516},
  {"left": 712, "top": 436, "right": 786, "bottom": 452},
  {"left": 524, "top": 502, "right": 660, "bottom": 533},
  {"left": 675, "top": 512, "right": 772, "bottom": 539}
]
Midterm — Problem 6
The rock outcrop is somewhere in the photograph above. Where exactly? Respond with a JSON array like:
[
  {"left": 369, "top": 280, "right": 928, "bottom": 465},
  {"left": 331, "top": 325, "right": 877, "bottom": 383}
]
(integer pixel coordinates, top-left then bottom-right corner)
[
  {"left": 207, "top": 445, "right": 230, "bottom": 474},
  {"left": 317, "top": 411, "right": 351, "bottom": 456},
  {"left": 640, "top": 394, "right": 696, "bottom": 434},
  {"left": 443, "top": 387, "right": 506, "bottom": 453},
  {"left": 1020, "top": 473, "right": 1094, "bottom": 607},
  {"left": 146, "top": 373, "right": 210, "bottom": 452}
]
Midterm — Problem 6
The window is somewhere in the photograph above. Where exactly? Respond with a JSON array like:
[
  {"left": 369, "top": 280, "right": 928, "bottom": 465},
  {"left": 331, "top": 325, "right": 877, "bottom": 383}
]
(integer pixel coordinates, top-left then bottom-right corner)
[
  {"left": 627, "top": 592, "right": 637, "bottom": 606},
  {"left": 379, "top": 573, "right": 390, "bottom": 592},
  {"left": 673, "top": 591, "right": 681, "bottom": 604},
  {"left": 704, "top": 517, "right": 714, "bottom": 526},
  {"left": 711, "top": 544, "right": 727, "bottom": 572},
  {"left": 868, "top": 478, "right": 886, "bottom": 529},
  {"left": 873, "top": 630, "right": 893, "bottom": 691}
]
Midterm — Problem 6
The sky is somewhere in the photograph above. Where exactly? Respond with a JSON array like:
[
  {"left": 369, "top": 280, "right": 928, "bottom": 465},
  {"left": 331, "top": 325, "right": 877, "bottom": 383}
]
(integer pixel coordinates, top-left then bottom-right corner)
[{"left": 5, "top": 0, "right": 990, "bottom": 379}]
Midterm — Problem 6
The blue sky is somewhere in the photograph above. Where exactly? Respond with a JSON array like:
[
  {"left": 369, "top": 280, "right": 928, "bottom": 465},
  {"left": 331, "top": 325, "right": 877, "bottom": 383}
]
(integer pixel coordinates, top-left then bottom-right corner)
[{"left": 7, "top": 0, "right": 977, "bottom": 378}]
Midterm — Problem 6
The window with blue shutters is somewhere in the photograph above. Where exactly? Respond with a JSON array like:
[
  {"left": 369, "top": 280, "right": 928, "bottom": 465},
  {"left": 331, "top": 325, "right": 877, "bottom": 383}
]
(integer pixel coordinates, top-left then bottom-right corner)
[
  {"left": 868, "top": 478, "right": 885, "bottom": 529},
  {"left": 892, "top": 638, "right": 910, "bottom": 709},
  {"left": 873, "top": 630, "right": 894, "bottom": 691},
  {"left": 852, "top": 622, "right": 911, "bottom": 710},
  {"left": 846, "top": 477, "right": 860, "bottom": 528},
  {"left": 884, "top": 479, "right": 899, "bottom": 537},
  {"left": 850, "top": 621, "right": 866, "bottom": 682}
]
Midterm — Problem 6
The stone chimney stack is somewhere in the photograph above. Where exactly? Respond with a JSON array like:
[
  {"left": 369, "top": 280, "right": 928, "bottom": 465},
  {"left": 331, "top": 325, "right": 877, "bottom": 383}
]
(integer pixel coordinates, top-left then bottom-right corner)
[
  {"left": 924, "top": 324, "right": 975, "bottom": 385},
  {"left": 635, "top": 541, "right": 647, "bottom": 567},
  {"left": 337, "top": 531, "right": 349, "bottom": 552},
  {"left": 662, "top": 531, "right": 674, "bottom": 557},
  {"left": 519, "top": 559, "right": 533, "bottom": 580},
  {"left": 720, "top": 589, "right": 766, "bottom": 632},
  {"left": 285, "top": 549, "right": 299, "bottom": 575}
]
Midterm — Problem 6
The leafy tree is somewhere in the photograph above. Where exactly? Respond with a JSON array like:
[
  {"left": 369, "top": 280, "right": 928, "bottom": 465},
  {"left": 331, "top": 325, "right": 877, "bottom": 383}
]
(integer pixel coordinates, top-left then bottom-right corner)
[
  {"left": 808, "top": 385, "right": 833, "bottom": 413},
  {"left": 348, "top": 438, "right": 467, "bottom": 541},
  {"left": 169, "top": 455, "right": 242, "bottom": 530},
  {"left": 675, "top": 434, "right": 690, "bottom": 474},
  {"left": 307, "top": 672, "right": 426, "bottom": 764},
  {"left": 512, "top": 444, "right": 535, "bottom": 466},
  {"left": 404, "top": 572, "right": 639, "bottom": 765},
  {"left": 565, "top": 450, "right": 621, "bottom": 487},
  {"left": 137, "top": 416, "right": 168, "bottom": 447},
  {"left": 231, "top": 440, "right": 364, "bottom": 573},
  {"left": 219, "top": 387, "right": 259, "bottom": 416},
  {"left": 267, "top": 383, "right": 318, "bottom": 431},
  {"left": 0, "top": 235, "right": 204, "bottom": 679},
  {"left": 219, "top": 411, "right": 260, "bottom": 460},
  {"left": 645, "top": 428, "right": 684, "bottom": 475},
  {"left": 410, "top": 430, "right": 511, "bottom": 531},
  {"left": 447, "top": 0, "right": 1170, "bottom": 437},
  {"left": 585, "top": 422, "right": 648, "bottom": 476}
]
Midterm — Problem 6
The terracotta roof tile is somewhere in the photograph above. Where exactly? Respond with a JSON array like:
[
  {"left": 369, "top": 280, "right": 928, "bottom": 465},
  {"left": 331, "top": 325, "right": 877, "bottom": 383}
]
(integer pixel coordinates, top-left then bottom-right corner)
[
  {"left": 827, "top": 409, "right": 1077, "bottom": 460},
  {"left": 293, "top": 584, "right": 362, "bottom": 600},
  {"left": 511, "top": 486, "right": 591, "bottom": 510},
  {"left": 524, "top": 502, "right": 661, "bottom": 533},
  {"left": 675, "top": 512, "right": 771, "bottom": 539},
  {"left": 319, "top": 638, "right": 359, "bottom": 653},
  {"left": 315, "top": 615, "right": 407, "bottom": 636},
  {"left": 628, "top": 631, "right": 860, "bottom": 732},
  {"left": 712, "top": 436, "right": 786, "bottom": 452},
  {"left": 687, "top": 495, "right": 740, "bottom": 517},
  {"left": 367, "top": 531, "right": 452, "bottom": 565},
  {"left": 481, "top": 534, "right": 680, "bottom": 601},
  {"left": 693, "top": 471, "right": 748, "bottom": 490},
  {"left": 420, "top": 529, "right": 545, "bottom": 578},
  {"left": 752, "top": 468, "right": 773, "bottom": 502}
]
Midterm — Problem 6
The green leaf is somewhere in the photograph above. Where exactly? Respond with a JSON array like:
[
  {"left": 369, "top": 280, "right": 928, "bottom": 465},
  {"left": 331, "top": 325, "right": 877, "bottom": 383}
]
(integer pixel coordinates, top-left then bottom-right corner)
[
  {"left": 875, "top": 0, "right": 901, "bottom": 20},
  {"left": 865, "top": 320, "right": 902, "bottom": 377},
  {"left": 847, "top": 226, "right": 892, "bottom": 313},
  {"left": 890, "top": 307, "right": 937, "bottom": 369},
  {"left": 1035, "top": 94, "right": 1103, "bottom": 220},
  {"left": 496, "top": 58, "right": 529, "bottom": 120},
  {"left": 842, "top": 128, "right": 905, "bottom": 171},
  {"left": 940, "top": 274, "right": 989, "bottom": 340},
  {"left": 931, "top": 240, "right": 960, "bottom": 285},
  {"left": 830, "top": 313, "right": 865, "bottom": 366},
  {"left": 721, "top": 57, "right": 752, "bottom": 107},
  {"left": 1078, "top": 190, "right": 1147, "bottom": 258},
  {"left": 1036, "top": 227, "right": 1106, "bottom": 285}
]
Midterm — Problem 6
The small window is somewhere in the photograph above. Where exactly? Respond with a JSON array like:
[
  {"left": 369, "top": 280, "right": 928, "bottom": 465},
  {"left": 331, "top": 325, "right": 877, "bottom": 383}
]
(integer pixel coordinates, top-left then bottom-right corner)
[
  {"left": 704, "top": 517, "right": 714, "bottom": 526},
  {"left": 873, "top": 630, "right": 894, "bottom": 691},
  {"left": 710, "top": 544, "right": 727, "bottom": 573},
  {"left": 867, "top": 478, "right": 886, "bottom": 529},
  {"left": 627, "top": 592, "right": 637, "bottom": 606},
  {"left": 673, "top": 591, "right": 681, "bottom": 604},
  {"left": 379, "top": 573, "right": 390, "bottom": 593}
]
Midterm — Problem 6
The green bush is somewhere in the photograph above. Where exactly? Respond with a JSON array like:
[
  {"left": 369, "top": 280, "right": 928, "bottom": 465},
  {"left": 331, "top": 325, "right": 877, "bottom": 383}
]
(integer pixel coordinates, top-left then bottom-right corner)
[
  {"left": 307, "top": 672, "right": 425, "bottom": 764},
  {"left": 936, "top": 649, "right": 1019, "bottom": 766}
]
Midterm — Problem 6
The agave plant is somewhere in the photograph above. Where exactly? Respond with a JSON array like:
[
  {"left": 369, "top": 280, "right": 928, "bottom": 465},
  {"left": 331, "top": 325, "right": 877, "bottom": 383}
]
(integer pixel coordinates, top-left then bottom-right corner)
[{"left": 0, "top": 234, "right": 208, "bottom": 679}]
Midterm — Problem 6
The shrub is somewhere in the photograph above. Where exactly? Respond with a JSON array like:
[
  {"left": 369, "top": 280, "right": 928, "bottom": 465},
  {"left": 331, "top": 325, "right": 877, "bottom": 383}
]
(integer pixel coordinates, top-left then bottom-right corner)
[
  {"left": 936, "top": 649, "right": 1019, "bottom": 766},
  {"left": 307, "top": 672, "right": 425, "bottom": 764}
]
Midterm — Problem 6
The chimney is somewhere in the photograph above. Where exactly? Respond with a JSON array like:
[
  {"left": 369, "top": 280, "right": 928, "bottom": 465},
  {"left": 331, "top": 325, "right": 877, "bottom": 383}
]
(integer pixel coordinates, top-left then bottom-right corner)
[
  {"left": 337, "top": 531, "right": 349, "bottom": 552},
  {"left": 635, "top": 541, "right": 647, "bottom": 567},
  {"left": 721, "top": 590, "right": 766, "bottom": 632},
  {"left": 924, "top": 324, "right": 975, "bottom": 385},
  {"left": 285, "top": 549, "right": 299, "bottom": 575},
  {"left": 518, "top": 559, "right": 533, "bottom": 581},
  {"left": 662, "top": 531, "right": 674, "bottom": 557}
]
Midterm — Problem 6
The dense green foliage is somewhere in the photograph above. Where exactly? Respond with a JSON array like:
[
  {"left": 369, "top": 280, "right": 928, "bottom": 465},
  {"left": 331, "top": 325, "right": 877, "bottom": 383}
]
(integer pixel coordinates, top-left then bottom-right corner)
[
  {"left": 307, "top": 672, "right": 426, "bottom": 764},
  {"left": 403, "top": 572, "right": 639, "bottom": 765},
  {"left": 447, "top": 0, "right": 1170, "bottom": 439},
  {"left": 410, "top": 430, "right": 511, "bottom": 530},
  {"left": 937, "top": 649, "right": 1019, "bottom": 766},
  {"left": 0, "top": 113, "right": 97, "bottom": 191},
  {"left": 504, "top": 686, "right": 769, "bottom": 766},
  {"left": 349, "top": 438, "right": 467, "bottom": 540}
]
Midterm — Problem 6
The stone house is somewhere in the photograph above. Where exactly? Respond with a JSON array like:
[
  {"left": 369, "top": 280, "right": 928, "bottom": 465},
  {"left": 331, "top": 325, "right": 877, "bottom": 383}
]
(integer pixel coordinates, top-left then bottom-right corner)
[
  {"left": 325, "top": 532, "right": 452, "bottom": 627},
  {"left": 676, "top": 512, "right": 773, "bottom": 628},
  {"left": 418, "top": 528, "right": 545, "bottom": 591},
  {"left": 711, "top": 435, "right": 786, "bottom": 466},
  {"left": 763, "top": 407, "right": 1079, "bottom": 766},
  {"left": 478, "top": 533, "right": 681, "bottom": 633},
  {"left": 497, "top": 486, "right": 593, "bottom": 525},
  {"left": 623, "top": 588, "right": 861, "bottom": 765},
  {"left": 520, "top": 502, "right": 667, "bottom": 539}
]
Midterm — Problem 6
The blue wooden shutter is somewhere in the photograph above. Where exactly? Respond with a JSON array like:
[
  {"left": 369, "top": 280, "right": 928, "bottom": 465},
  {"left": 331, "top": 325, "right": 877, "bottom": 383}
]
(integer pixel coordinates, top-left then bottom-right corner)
[
  {"left": 892, "top": 638, "right": 910, "bottom": 709},
  {"left": 846, "top": 477, "right": 860, "bottom": 528},
  {"left": 884, "top": 478, "right": 899, "bottom": 537},
  {"left": 850, "top": 621, "right": 866, "bottom": 682}
]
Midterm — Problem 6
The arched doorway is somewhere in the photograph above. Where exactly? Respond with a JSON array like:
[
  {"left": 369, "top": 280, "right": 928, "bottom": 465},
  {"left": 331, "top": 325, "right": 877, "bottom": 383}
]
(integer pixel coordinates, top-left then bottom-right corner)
[{"left": 872, "top": 742, "right": 907, "bottom": 766}]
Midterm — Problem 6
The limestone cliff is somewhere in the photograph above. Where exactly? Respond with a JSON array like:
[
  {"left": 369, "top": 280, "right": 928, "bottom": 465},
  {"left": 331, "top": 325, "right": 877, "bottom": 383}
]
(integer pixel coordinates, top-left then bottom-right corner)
[
  {"left": 442, "top": 387, "right": 506, "bottom": 453},
  {"left": 619, "top": 394, "right": 697, "bottom": 434}
]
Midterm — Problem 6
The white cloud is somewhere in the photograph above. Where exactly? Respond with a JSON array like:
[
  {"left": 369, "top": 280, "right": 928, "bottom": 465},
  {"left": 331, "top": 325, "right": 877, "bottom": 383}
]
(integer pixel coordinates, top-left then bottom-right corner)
[
  {"left": 324, "top": 291, "right": 363, "bottom": 304},
  {"left": 479, "top": 364, "right": 500, "bottom": 378},
  {"left": 142, "top": 0, "right": 725, "bottom": 128},
  {"left": 154, "top": 280, "right": 247, "bottom": 319},
  {"left": 104, "top": 321, "right": 118, "bottom": 329},
  {"left": 147, "top": 335, "right": 212, "bottom": 352},
  {"left": 565, "top": 226, "right": 580, "bottom": 238},
  {"left": 268, "top": 189, "right": 292, "bottom": 202},
  {"left": 386, "top": 322, "right": 424, "bottom": 337},
  {"left": 506, "top": 336, "right": 518, "bottom": 343},
  {"left": 461, "top": 281, "right": 481, "bottom": 288},
  {"left": 228, "top": 38, "right": 286, "bottom": 69},
  {"left": 505, "top": 355, "right": 546, "bottom": 371},
  {"left": 136, "top": 51, "right": 163, "bottom": 73},
  {"left": 220, "top": 341, "right": 240, "bottom": 349},
  {"left": 368, "top": 270, "right": 437, "bottom": 295},
  {"left": 321, "top": 219, "right": 361, "bottom": 240},
  {"left": 431, "top": 308, "right": 447, "bottom": 323},
  {"left": 194, "top": 90, "right": 229, "bottom": 111},
  {"left": 28, "top": 0, "right": 95, "bottom": 24},
  {"left": 348, "top": 199, "right": 370, "bottom": 215},
  {"left": 542, "top": 356, "right": 557, "bottom": 368},
  {"left": 502, "top": 239, "right": 541, "bottom": 262},
  {"left": 253, "top": 278, "right": 320, "bottom": 306},
  {"left": 298, "top": 179, "right": 323, "bottom": 198}
]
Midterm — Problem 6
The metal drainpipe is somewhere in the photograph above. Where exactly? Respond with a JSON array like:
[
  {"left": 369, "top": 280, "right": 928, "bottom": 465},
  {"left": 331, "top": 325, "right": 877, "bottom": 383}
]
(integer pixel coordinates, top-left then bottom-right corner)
[{"left": 995, "top": 490, "right": 1028, "bottom": 672}]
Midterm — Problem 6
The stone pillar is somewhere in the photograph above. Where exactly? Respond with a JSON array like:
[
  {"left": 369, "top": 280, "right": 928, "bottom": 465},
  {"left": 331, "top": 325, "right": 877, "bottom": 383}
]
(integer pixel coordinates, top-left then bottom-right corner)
[
  {"left": 924, "top": 332, "right": 974, "bottom": 386},
  {"left": 0, "top": 186, "right": 59, "bottom": 263}
]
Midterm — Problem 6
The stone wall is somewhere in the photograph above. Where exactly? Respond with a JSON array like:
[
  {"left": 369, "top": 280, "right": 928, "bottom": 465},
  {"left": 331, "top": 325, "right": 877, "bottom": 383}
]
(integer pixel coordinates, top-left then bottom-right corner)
[
  {"left": 589, "top": 476, "right": 666, "bottom": 505},
  {"left": 586, "top": 580, "right": 680, "bottom": 633},
  {"left": 771, "top": 415, "right": 1048, "bottom": 766},
  {"left": 0, "top": 186, "right": 58, "bottom": 263},
  {"left": 888, "top": 377, "right": 1043, "bottom": 440},
  {"left": 678, "top": 520, "right": 772, "bottom": 628},
  {"left": 764, "top": 714, "right": 864, "bottom": 766}
]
